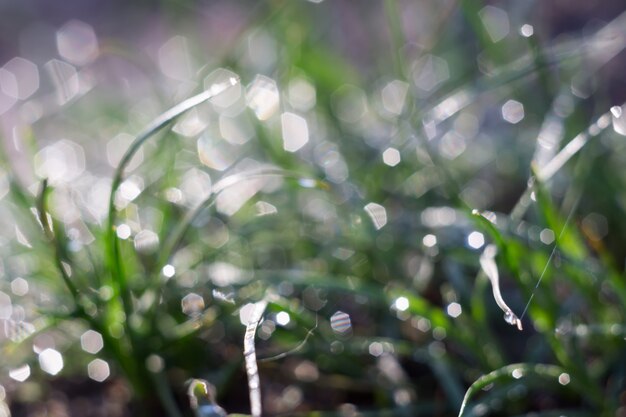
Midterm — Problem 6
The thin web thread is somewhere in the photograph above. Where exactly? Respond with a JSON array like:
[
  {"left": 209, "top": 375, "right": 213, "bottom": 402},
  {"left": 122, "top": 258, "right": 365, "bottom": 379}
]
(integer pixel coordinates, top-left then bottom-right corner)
[{"left": 519, "top": 197, "right": 579, "bottom": 321}]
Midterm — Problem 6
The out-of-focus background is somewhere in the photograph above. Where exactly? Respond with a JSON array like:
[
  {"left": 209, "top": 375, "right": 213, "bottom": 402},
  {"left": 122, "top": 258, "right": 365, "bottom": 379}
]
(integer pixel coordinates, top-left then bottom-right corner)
[{"left": 1, "top": 1, "right": 626, "bottom": 416}]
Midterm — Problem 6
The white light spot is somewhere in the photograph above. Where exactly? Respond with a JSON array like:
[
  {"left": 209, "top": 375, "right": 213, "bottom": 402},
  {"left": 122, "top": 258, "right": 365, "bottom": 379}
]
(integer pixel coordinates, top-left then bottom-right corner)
[
  {"left": 10, "top": 277, "right": 29, "bottom": 296},
  {"left": 467, "top": 231, "right": 485, "bottom": 249},
  {"left": 80, "top": 330, "right": 104, "bottom": 354},
  {"left": 39, "top": 348, "right": 64, "bottom": 375},
  {"left": 368, "top": 341, "right": 384, "bottom": 357},
  {"left": 33, "top": 139, "right": 86, "bottom": 185},
  {"left": 422, "top": 234, "right": 437, "bottom": 248},
  {"left": 394, "top": 296, "right": 410, "bottom": 312},
  {"left": 288, "top": 78, "right": 316, "bottom": 112},
  {"left": 181, "top": 293, "right": 205, "bottom": 316},
  {"left": 162, "top": 264, "right": 175, "bottom": 278},
  {"left": 446, "top": 302, "right": 462, "bottom": 318},
  {"left": 87, "top": 359, "right": 110, "bottom": 382},
  {"left": 502, "top": 100, "right": 525, "bottom": 124},
  {"left": 204, "top": 68, "right": 242, "bottom": 111},
  {"left": 56, "top": 20, "right": 99, "bottom": 66},
  {"left": 364, "top": 202, "right": 387, "bottom": 230},
  {"left": 116, "top": 224, "right": 131, "bottom": 240},
  {"left": 247, "top": 75, "right": 279, "bottom": 120},
  {"left": 382, "top": 147, "right": 401, "bottom": 167},
  {"left": 133, "top": 229, "right": 159, "bottom": 253},
  {"left": 255, "top": 201, "right": 278, "bottom": 216},
  {"left": 44, "top": 59, "right": 80, "bottom": 105},
  {"left": 158, "top": 35, "right": 192, "bottom": 81},
  {"left": 512, "top": 368, "right": 524, "bottom": 379},
  {"left": 413, "top": 55, "right": 449, "bottom": 92},
  {"left": 330, "top": 311, "right": 352, "bottom": 334},
  {"left": 479, "top": 6, "right": 510, "bottom": 43},
  {"left": 381, "top": 80, "right": 408, "bottom": 115},
  {"left": 558, "top": 372, "right": 570, "bottom": 385},
  {"left": 539, "top": 228, "right": 555, "bottom": 245},
  {"left": 276, "top": 311, "right": 291, "bottom": 326},
  {"left": 9, "top": 365, "right": 30, "bottom": 382},
  {"left": 146, "top": 354, "right": 164, "bottom": 373},
  {"left": 281, "top": 112, "right": 309, "bottom": 152},
  {"left": 2, "top": 57, "right": 39, "bottom": 100},
  {"left": 520, "top": 24, "right": 534, "bottom": 37}
]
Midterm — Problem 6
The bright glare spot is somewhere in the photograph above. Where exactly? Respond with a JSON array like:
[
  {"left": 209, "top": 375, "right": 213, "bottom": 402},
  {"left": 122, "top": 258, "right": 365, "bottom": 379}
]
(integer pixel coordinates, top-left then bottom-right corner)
[
  {"left": 381, "top": 80, "right": 408, "bottom": 115},
  {"left": 239, "top": 303, "right": 256, "bottom": 326},
  {"left": 558, "top": 372, "right": 571, "bottom": 385},
  {"left": 162, "top": 264, "right": 176, "bottom": 278},
  {"left": 422, "top": 234, "right": 437, "bottom": 248},
  {"left": 10, "top": 277, "right": 29, "bottom": 296},
  {"left": 39, "top": 348, "right": 64, "bottom": 375},
  {"left": 288, "top": 78, "right": 316, "bottom": 111},
  {"left": 364, "top": 202, "right": 387, "bottom": 230},
  {"left": 87, "top": 359, "right": 110, "bottom": 382},
  {"left": 330, "top": 311, "right": 352, "bottom": 334},
  {"left": 247, "top": 75, "right": 280, "bottom": 120},
  {"left": 413, "top": 55, "right": 449, "bottom": 92},
  {"left": 9, "top": 365, "right": 30, "bottom": 382},
  {"left": 382, "top": 147, "right": 401, "bottom": 167},
  {"left": 146, "top": 354, "right": 164, "bottom": 373},
  {"left": 502, "top": 100, "right": 525, "bottom": 124},
  {"left": 56, "top": 20, "right": 99, "bottom": 66},
  {"left": 80, "top": 330, "right": 104, "bottom": 354},
  {"left": 134, "top": 229, "right": 159, "bottom": 253},
  {"left": 181, "top": 293, "right": 205, "bottom": 316},
  {"left": 2, "top": 57, "right": 39, "bottom": 100},
  {"left": 34, "top": 139, "right": 86, "bottom": 185},
  {"left": 368, "top": 341, "right": 384, "bottom": 357},
  {"left": 44, "top": 59, "right": 80, "bottom": 105},
  {"left": 467, "top": 231, "right": 485, "bottom": 249},
  {"left": 281, "top": 112, "right": 309, "bottom": 152},
  {"left": 204, "top": 68, "right": 242, "bottom": 110},
  {"left": 446, "top": 302, "right": 462, "bottom": 318},
  {"left": 520, "top": 24, "right": 534, "bottom": 37},
  {"left": 539, "top": 228, "right": 555, "bottom": 245},
  {"left": 116, "top": 224, "right": 131, "bottom": 240},
  {"left": 479, "top": 6, "right": 510, "bottom": 43},
  {"left": 158, "top": 35, "right": 192, "bottom": 81},
  {"left": 276, "top": 311, "right": 291, "bottom": 326},
  {"left": 332, "top": 85, "right": 367, "bottom": 123},
  {"left": 394, "top": 296, "right": 410, "bottom": 312},
  {"left": 0, "top": 291, "right": 14, "bottom": 320},
  {"left": 255, "top": 201, "right": 278, "bottom": 216},
  {"left": 512, "top": 368, "right": 524, "bottom": 379},
  {"left": 107, "top": 133, "right": 143, "bottom": 170},
  {"left": 197, "top": 134, "right": 236, "bottom": 171}
]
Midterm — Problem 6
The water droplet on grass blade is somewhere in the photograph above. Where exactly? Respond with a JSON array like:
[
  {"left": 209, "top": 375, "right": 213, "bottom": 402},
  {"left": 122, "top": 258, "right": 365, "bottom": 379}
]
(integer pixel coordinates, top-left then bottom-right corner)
[{"left": 504, "top": 310, "right": 523, "bottom": 330}]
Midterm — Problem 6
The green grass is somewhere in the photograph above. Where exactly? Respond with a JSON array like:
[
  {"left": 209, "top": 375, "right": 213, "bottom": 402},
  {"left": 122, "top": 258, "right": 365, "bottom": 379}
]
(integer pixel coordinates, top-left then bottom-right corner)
[{"left": 1, "top": 2, "right": 626, "bottom": 417}]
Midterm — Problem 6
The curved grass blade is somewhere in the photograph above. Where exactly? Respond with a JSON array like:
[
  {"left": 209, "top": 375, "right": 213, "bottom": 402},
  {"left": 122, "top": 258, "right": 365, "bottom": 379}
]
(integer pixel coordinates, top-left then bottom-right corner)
[
  {"left": 105, "top": 77, "right": 239, "bottom": 303},
  {"left": 479, "top": 244, "right": 522, "bottom": 330},
  {"left": 458, "top": 363, "right": 570, "bottom": 417},
  {"left": 103, "top": 78, "right": 239, "bottom": 347}
]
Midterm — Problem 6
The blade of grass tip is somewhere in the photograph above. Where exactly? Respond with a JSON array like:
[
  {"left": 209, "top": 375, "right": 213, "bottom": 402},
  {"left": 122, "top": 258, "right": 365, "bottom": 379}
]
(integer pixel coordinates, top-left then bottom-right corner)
[
  {"left": 457, "top": 363, "right": 566, "bottom": 417},
  {"left": 511, "top": 106, "right": 618, "bottom": 222},
  {"left": 244, "top": 300, "right": 268, "bottom": 417},
  {"left": 479, "top": 244, "right": 523, "bottom": 331}
]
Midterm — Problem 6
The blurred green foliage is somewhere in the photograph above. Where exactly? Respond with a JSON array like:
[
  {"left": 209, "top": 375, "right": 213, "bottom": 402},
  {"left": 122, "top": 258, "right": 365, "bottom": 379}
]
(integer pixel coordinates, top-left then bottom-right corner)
[{"left": 1, "top": 1, "right": 625, "bottom": 417}]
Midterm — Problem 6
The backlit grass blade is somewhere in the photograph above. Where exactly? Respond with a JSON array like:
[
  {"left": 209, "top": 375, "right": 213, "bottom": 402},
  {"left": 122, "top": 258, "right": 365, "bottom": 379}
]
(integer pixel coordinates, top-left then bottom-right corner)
[{"left": 458, "top": 363, "right": 571, "bottom": 417}]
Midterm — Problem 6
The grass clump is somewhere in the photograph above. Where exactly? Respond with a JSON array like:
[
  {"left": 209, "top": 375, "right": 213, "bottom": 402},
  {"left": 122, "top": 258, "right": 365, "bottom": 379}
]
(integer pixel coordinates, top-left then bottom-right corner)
[{"left": 1, "top": 2, "right": 626, "bottom": 417}]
